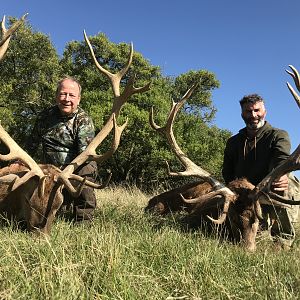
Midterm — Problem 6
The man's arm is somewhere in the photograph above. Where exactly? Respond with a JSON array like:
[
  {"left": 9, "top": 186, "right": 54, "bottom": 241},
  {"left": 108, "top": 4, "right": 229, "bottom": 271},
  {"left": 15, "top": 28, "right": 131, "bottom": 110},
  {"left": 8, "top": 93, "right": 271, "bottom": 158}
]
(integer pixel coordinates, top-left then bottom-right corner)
[
  {"left": 270, "top": 129, "right": 291, "bottom": 192},
  {"left": 222, "top": 137, "right": 236, "bottom": 184},
  {"left": 76, "top": 114, "right": 95, "bottom": 153},
  {"left": 270, "top": 129, "right": 291, "bottom": 168}
]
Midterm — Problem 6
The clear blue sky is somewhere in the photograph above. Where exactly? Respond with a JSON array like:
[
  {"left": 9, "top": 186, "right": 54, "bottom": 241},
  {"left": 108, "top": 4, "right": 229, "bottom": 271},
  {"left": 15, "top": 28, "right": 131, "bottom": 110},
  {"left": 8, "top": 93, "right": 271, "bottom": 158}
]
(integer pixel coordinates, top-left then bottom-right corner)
[{"left": 2, "top": 0, "right": 300, "bottom": 175}]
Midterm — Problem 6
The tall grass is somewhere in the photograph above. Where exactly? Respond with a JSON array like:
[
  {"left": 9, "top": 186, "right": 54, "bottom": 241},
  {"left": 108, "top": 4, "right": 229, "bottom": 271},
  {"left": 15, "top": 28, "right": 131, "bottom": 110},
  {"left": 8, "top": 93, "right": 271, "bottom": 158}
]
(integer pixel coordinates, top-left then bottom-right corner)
[{"left": 0, "top": 185, "right": 300, "bottom": 299}]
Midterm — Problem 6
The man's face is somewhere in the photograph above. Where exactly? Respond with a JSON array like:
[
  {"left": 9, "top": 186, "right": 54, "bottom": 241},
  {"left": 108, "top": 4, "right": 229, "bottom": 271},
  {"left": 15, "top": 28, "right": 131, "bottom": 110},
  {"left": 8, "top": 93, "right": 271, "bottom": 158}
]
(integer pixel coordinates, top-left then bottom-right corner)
[
  {"left": 241, "top": 101, "right": 267, "bottom": 130},
  {"left": 56, "top": 79, "right": 81, "bottom": 116}
]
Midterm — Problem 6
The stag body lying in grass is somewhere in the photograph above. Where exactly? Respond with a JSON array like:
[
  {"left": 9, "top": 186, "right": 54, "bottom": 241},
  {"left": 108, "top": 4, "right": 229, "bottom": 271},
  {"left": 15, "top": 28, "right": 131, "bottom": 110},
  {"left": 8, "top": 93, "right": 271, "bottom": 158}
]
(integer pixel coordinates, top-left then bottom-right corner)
[
  {"left": 145, "top": 180, "right": 211, "bottom": 215},
  {"left": 0, "top": 113, "right": 123, "bottom": 234},
  {"left": 146, "top": 177, "right": 261, "bottom": 250},
  {"left": 0, "top": 164, "right": 64, "bottom": 233},
  {"left": 183, "top": 178, "right": 260, "bottom": 251}
]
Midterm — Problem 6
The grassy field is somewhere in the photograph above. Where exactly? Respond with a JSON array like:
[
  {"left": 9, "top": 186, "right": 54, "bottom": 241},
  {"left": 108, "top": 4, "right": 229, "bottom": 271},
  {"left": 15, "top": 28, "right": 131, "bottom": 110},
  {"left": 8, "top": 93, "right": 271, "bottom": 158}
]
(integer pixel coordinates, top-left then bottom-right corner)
[{"left": 0, "top": 185, "right": 300, "bottom": 300}]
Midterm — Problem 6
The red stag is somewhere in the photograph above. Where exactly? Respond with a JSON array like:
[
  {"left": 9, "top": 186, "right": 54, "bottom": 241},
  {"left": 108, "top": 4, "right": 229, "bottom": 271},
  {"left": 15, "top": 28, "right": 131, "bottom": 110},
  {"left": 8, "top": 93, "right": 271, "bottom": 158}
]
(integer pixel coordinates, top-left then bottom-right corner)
[
  {"left": 146, "top": 83, "right": 300, "bottom": 251},
  {"left": 0, "top": 18, "right": 150, "bottom": 234}
]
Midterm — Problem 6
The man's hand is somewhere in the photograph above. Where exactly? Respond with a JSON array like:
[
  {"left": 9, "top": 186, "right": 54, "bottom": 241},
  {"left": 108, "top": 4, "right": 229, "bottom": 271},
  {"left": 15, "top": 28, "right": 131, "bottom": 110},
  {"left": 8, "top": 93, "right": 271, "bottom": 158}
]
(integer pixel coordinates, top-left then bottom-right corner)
[{"left": 272, "top": 174, "right": 289, "bottom": 192}]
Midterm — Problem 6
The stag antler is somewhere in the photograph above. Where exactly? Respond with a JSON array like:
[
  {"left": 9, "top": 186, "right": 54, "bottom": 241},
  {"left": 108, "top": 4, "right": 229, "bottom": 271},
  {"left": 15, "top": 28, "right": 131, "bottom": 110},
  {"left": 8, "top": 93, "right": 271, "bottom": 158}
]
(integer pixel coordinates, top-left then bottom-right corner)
[
  {"left": 0, "top": 124, "right": 45, "bottom": 188},
  {"left": 286, "top": 65, "right": 300, "bottom": 109},
  {"left": 0, "top": 13, "right": 47, "bottom": 194},
  {"left": 150, "top": 85, "right": 237, "bottom": 223},
  {"left": 84, "top": 30, "right": 151, "bottom": 115},
  {"left": 0, "top": 13, "right": 28, "bottom": 61},
  {"left": 58, "top": 114, "right": 127, "bottom": 192},
  {"left": 251, "top": 65, "right": 300, "bottom": 200},
  {"left": 59, "top": 31, "right": 151, "bottom": 185}
]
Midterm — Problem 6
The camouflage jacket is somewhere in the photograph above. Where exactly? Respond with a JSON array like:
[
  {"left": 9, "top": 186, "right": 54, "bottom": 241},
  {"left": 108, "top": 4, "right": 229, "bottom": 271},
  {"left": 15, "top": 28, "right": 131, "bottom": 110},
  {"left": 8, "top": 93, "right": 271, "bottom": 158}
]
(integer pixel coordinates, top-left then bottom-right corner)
[{"left": 27, "top": 105, "right": 95, "bottom": 168}]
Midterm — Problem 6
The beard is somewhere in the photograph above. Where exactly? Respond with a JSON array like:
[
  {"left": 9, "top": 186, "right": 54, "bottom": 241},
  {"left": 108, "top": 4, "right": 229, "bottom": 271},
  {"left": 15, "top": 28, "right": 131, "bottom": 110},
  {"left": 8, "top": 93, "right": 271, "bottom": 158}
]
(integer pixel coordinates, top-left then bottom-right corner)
[{"left": 243, "top": 116, "right": 265, "bottom": 130}]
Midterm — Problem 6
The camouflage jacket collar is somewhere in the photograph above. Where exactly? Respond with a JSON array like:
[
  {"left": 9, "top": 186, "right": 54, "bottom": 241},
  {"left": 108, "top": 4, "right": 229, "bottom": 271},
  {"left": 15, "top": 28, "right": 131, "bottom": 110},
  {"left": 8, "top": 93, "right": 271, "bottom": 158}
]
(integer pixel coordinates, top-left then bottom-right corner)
[{"left": 53, "top": 105, "right": 80, "bottom": 120}]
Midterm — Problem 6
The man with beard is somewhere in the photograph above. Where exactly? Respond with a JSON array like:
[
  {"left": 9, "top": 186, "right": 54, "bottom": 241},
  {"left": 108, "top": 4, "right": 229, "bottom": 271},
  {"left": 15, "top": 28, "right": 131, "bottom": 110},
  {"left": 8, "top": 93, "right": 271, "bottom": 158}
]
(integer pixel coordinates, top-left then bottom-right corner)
[{"left": 222, "top": 94, "right": 298, "bottom": 249}]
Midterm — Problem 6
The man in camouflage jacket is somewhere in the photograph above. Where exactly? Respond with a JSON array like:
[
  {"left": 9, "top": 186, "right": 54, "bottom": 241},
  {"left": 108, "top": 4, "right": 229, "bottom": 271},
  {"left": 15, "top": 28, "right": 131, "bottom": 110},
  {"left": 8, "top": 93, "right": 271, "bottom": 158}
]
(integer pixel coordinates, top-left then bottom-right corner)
[
  {"left": 222, "top": 94, "right": 299, "bottom": 249},
  {"left": 27, "top": 77, "right": 98, "bottom": 222}
]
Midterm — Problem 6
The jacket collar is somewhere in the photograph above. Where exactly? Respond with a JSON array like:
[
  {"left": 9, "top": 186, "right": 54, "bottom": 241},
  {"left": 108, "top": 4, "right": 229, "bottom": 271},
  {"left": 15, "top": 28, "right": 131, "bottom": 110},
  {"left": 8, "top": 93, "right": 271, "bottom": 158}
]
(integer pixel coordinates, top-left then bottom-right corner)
[{"left": 54, "top": 105, "right": 79, "bottom": 120}]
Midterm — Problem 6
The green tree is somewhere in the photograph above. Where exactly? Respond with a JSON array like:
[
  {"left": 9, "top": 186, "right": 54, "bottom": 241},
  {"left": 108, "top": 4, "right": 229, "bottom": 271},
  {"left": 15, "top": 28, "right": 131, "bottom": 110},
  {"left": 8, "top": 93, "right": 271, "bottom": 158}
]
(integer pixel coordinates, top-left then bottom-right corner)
[
  {"left": 174, "top": 70, "right": 219, "bottom": 122},
  {"left": 59, "top": 33, "right": 230, "bottom": 188},
  {"left": 0, "top": 19, "right": 231, "bottom": 189},
  {"left": 0, "top": 16, "right": 62, "bottom": 144}
]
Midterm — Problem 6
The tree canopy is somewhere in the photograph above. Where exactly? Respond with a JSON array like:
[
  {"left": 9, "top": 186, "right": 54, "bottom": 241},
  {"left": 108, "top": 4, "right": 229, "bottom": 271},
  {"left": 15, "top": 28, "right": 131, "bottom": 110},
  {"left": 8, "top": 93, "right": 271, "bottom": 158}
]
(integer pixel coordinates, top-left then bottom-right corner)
[{"left": 0, "top": 16, "right": 231, "bottom": 190}]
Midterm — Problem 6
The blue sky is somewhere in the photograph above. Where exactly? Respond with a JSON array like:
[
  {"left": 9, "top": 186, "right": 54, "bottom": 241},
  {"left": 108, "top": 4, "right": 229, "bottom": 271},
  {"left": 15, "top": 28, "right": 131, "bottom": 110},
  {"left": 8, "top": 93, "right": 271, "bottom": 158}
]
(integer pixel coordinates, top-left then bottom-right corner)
[{"left": 2, "top": 0, "right": 300, "bottom": 175}]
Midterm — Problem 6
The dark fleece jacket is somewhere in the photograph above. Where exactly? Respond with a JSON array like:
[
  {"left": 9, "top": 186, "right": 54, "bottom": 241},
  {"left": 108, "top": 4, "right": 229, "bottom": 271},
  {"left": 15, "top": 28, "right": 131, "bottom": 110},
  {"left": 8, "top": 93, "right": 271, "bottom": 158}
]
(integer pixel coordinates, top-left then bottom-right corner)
[{"left": 222, "top": 121, "right": 290, "bottom": 186}]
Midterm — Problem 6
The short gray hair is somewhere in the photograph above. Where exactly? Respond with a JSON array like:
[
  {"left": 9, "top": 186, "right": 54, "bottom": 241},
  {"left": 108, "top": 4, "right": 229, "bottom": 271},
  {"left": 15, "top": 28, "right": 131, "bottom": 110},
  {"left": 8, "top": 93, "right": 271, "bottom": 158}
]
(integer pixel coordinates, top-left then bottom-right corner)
[
  {"left": 239, "top": 94, "right": 265, "bottom": 108},
  {"left": 56, "top": 76, "right": 82, "bottom": 96}
]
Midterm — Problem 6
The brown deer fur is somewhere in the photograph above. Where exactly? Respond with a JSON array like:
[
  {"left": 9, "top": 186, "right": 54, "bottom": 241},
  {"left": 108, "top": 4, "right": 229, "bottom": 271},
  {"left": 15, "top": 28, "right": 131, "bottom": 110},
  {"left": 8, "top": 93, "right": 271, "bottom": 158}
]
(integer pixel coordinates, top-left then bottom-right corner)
[
  {"left": 145, "top": 180, "right": 212, "bottom": 215},
  {"left": 146, "top": 178, "right": 259, "bottom": 251},
  {"left": 0, "top": 164, "right": 63, "bottom": 234}
]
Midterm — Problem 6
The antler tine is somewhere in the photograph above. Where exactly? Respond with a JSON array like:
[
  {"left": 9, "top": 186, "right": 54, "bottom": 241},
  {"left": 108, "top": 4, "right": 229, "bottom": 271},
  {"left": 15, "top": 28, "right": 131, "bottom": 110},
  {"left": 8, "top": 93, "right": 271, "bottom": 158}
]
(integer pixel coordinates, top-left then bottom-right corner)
[
  {"left": 84, "top": 30, "right": 150, "bottom": 115},
  {"left": 180, "top": 187, "right": 236, "bottom": 225},
  {"left": 60, "top": 113, "right": 127, "bottom": 184},
  {"left": 69, "top": 171, "right": 112, "bottom": 190},
  {"left": 0, "top": 124, "right": 45, "bottom": 191},
  {"left": 254, "top": 144, "right": 300, "bottom": 194},
  {"left": 83, "top": 30, "right": 132, "bottom": 97},
  {"left": 150, "top": 84, "right": 230, "bottom": 190},
  {"left": 0, "top": 124, "right": 44, "bottom": 175},
  {"left": 118, "top": 74, "right": 151, "bottom": 109},
  {"left": 258, "top": 189, "right": 300, "bottom": 206},
  {"left": 87, "top": 115, "right": 128, "bottom": 164},
  {"left": 206, "top": 197, "right": 231, "bottom": 225},
  {"left": 286, "top": 65, "right": 300, "bottom": 109},
  {"left": 149, "top": 85, "right": 196, "bottom": 142},
  {"left": 0, "top": 13, "right": 28, "bottom": 60},
  {"left": 165, "top": 85, "right": 198, "bottom": 133},
  {"left": 180, "top": 188, "right": 225, "bottom": 204}
]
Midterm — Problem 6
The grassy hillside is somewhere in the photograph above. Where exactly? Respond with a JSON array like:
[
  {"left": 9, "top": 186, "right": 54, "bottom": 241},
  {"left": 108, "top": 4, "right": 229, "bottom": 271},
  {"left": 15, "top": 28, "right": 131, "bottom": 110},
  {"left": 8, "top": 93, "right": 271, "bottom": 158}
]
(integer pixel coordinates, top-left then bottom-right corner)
[{"left": 0, "top": 185, "right": 300, "bottom": 299}]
